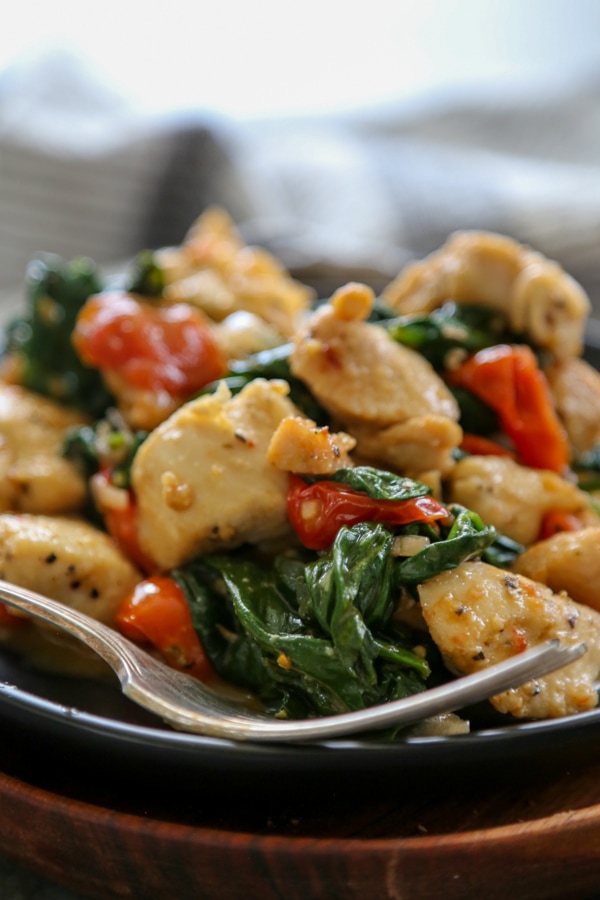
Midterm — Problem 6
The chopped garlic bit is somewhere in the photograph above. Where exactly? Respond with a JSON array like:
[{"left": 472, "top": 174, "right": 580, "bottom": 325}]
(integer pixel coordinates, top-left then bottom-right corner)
[
  {"left": 90, "top": 472, "right": 129, "bottom": 511},
  {"left": 391, "top": 534, "right": 431, "bottom": 557}
]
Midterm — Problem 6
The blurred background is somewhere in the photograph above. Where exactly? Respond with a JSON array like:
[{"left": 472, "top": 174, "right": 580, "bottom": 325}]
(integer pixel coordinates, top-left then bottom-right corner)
[{"left": 1, "top": 0, "right": 600, "bottom": 305}]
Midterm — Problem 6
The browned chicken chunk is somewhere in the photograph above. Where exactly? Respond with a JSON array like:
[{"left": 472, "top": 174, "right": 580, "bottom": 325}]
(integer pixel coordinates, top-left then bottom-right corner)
[
  {"left": 267, "top": 416, "right": 355, "bottom": 475},
  {"left": 131, "top": 378, "right": 300, "bottom": 570},
  {"left": 545, "top": 357, "right": 600, "bottom": 454},
  {"left": 382, "top": 231, "right": 590, "bottom": 359},
  {"left": 445, "top": 455, "right": 595, "bottom": 545},
  {"left": 290, "top": 283, "right": 462, "bottom": 477},
  {"left": 419, "top": 560, "right": 600, "bottom": 719},
  {"left": 513, "top": 527, "right": 600, "bottom": 612},
  {"left": 0, "top": 383, "right": 88, "bottom": 515}
]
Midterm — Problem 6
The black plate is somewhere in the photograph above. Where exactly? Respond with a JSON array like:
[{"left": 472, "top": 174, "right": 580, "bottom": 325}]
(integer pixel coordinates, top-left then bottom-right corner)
[
  {"left": 0, "top": 334, "right": 599, "bottom": 801},
  {"left": 3, "top": 633, "right": 600, "bottom": 800}
]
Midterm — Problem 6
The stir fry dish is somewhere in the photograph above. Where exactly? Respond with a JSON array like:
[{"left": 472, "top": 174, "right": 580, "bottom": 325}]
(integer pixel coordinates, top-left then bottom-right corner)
[{"left": 1, "top": 208, "right": 600, "bottom": 736}]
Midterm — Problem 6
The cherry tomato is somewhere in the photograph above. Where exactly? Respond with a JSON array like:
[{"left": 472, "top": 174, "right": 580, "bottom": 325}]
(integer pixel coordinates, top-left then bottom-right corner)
[
  {"left": 450, "top": 344, "right": 570, "bottom": 473},
  {"left": 538, "top": 509, "right": 585, "bottom": 541},
  {"left": 287, "top": 475, "right": 449, "bottom": 551},
  {"left": 73, "top": 291, "right": 226, "bottom": 396},
  {"left": 116, "top": 575, "right": 213, "bottom": 681},
  {"left": 460, "top": 433, "right": 516, "bottom": 459},
  {"left": 93, "top": 470, "right": 155, "bottom": 574},
  {"left": 0, "top": 604, "right": 26, "bottom": 629}
]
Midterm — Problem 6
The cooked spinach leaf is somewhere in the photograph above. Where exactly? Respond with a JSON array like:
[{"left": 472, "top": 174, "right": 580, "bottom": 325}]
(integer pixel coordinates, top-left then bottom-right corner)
[
  {"left": 126, "top": 249, "right": 166, "bottom": 298},
  {"left": 482, "top": 533, "right": 525, "bottom": 568},
  {"left": 384, "top": 302, "right": 513, "bottom": 369},
  {"left": 200, "top": 343, "right": 329, "bottom": 425},
  {"left": 323, "top": 467, "right": 431, "bottom": 501},
  {"left": 573, "top": 444, "right": 600, "bottom": 492},
  {"left": 173, "top": 558, "right": 313, "bottom": 718},
  {"left": 449, "top": 385, "right": 500, "bottom": 436},
  {"left": 63, "top": 418, "right": 148, "bottom": 488},
  {"left": 175, "top": 523, "right": 430, "bottom": 720},
  {"left": 303, "top": 523, "right": 393, "bottom": 683},
  {"left": 395, "top": 505, "right": 497, "bottom": 586},
  {"left": 4, "top": 253, "right": 112, "bottom": 416}
]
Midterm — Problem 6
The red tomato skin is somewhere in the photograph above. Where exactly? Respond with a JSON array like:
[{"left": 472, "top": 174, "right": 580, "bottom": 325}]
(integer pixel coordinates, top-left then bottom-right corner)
[
  {"left": 450, "top": 344, "right": 570, "bottom": 473},
  {"left": 0, "top": 604, "right": 26, "bottom": 629},
  {"left": 73, "top": 291, "right": 226, "bottom": 396},
  {"left": 287, "top": 475, "right": 448, "bottom": 551},
  {"left": 460, "top": 433, "right": 516, "bottom": 459},
  {"left": 94, "top": 470, "right": 155, "bottom": 574},
  {"left": 116, "top": 575, "right": 213, "bottom": 682},
  {"left": 538, "top": 510, "right": 585, "bottom": 541}
]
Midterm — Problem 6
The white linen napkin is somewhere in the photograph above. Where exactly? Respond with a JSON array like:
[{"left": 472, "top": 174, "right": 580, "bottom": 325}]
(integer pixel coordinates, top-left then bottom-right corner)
[{"left": 1, "top": 51, "right": 600, "bottom": 311}]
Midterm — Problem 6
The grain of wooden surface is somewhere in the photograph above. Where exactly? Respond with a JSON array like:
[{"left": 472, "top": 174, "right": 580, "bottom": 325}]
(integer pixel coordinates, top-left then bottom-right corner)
[{"left": 2, "top": 735, "right": 600, "bottom": 900}]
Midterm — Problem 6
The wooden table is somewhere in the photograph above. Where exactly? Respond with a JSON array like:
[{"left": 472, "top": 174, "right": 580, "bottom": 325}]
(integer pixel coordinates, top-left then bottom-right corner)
[{"left": 2, "top": 734, "right": 600, "bottom": 900}]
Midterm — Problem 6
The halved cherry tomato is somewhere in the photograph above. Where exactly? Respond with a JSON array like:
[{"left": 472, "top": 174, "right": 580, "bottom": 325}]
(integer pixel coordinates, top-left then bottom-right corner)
[
  {"left": 450, "top": 344, "right": 570, "bottom": 473},
  {"left": 0, "top": 604, "right": 26, "bottom": 629},
  {"left": 287, "top": 475, "right": 449, "bottom": 551},
  {"left": 115, "top": 575, "right": 213, "bottom": 682},
  {"left": 460, "top": 433, "right": 516, "bottom": 459},
  {"left": 93, "top": 470, "right": 155, "bottom": 574},
  {"left": 538, "top": 509, "right": 585, "bottom": 541},
  {"left": 73, "top": 291, "right": 226, "bottom": 396}
]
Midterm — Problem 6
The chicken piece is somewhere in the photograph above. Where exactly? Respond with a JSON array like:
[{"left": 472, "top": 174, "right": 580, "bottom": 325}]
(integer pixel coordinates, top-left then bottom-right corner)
[
  {"left": 418, "top": 560, "right": 600, "bottom": 719},
  {"left": 0, "top": 513, "right": 141, "bottom": 676},
  {"left": 100, "top": 371, "right": 182, "bottom": 432},
  {"left": 512, "top": 527, "right": 600, "bottom": 612},
  {"left": 214, "top": 311, "right": 282, "bottom": 361},
  {"left": 157, "top": 206, "right": 313, "bottom": 339},
  {"left": 351, "top": 415, "right": 463, "bottom": 479},
  {"left": 545, "top": 357, "right": 600, "bottom": 454},
  {"left": 267, "top": 416, "right": 355, "bottom": 475},
  {"left": 73, "top": 292, "right": 227, "bottom": 433},
  {"left": 409, "top": 713, "right": 470, "bottom": 736},
  {"left": 290, "top": 283, "right": 462, "bottom": 477},
  {"left": 0, "top": 383, "right": 88, "bottom": 515},
  {"left": 445, "top": 455, "right": 595, "bottom": 545},
  {"left": 291, "top": 283, "right": 459, "bottom": 426},
  {"left": 131, "top": 378, "right": 300, "bottom": 570},
  {"left": 0, "top": 513, "right": 140, "bottom": 624},
  {"left": 382, "top": 232, "right": 590, "bottom": 359}
]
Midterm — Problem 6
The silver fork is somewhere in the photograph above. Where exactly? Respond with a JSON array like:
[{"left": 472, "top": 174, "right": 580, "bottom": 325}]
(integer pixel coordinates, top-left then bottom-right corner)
[{"left": 0, "top": 578, "right": 588, "bottom": 743}]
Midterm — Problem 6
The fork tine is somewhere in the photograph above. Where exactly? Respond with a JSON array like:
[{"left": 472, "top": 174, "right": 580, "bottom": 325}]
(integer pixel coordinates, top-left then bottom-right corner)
[
  {"left": 123, "top": 638, "right": 587, "bottom": 741},
  {"left": 0, "top": 578, "right": 589, "bottom": 743}
]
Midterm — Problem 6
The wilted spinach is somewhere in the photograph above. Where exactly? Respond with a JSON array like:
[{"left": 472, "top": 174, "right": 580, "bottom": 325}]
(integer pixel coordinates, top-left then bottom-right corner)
[
  {"left": 573, "top": 443, "right": 600, "bottom": 492},
  {"left": 4, "top": 253, "right": 112, "bottom": 416},
  {"left": 395, "top": 505, "right": 497, "bottom": 586},
  {"left": 126, "top": 249, "right": 167, "bottom": 298},
  {"left": 323, "top": 466, "right": 432, "bottom": 501},
  {"left": 383, "top": 302, "right": 513, "bottom": 370},
  {"left": 63, "top": 418, "right": 148, "bottom": 488},
  {"left": 174, "top": 523, "right": 430, "bottom": 720},
  {"left": 200, "top": 342, "right": 329, "bottom": 425}
]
